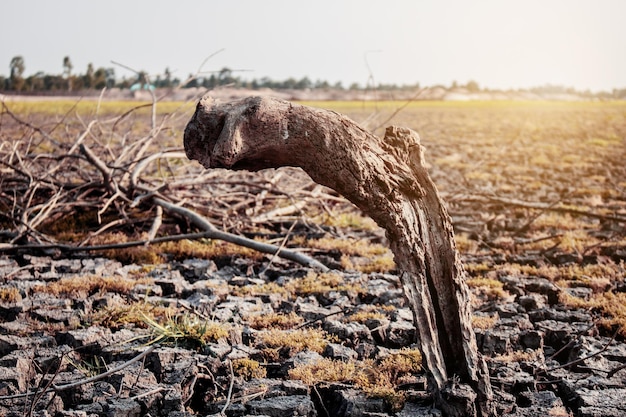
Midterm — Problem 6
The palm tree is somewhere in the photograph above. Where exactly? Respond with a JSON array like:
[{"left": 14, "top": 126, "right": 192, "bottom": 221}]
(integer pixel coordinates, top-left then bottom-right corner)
[
  {"left": 84, "top": 63, "right": 94, "bottom": 89},
  {"left": 63, "top": 56, "right": 73, "bottom": 91},
  {"left": 9, "top": 56, "right": 25, "bottom": 91}
]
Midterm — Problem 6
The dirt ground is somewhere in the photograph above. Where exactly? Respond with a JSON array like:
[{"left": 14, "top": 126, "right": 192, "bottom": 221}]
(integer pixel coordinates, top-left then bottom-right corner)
[{"left": 0, "top": 98, "right": 625, "bottom": 416}]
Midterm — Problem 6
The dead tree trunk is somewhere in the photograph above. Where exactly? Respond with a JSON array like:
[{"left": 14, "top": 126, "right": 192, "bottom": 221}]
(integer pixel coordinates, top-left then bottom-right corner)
[{"left": 184, "top": 96, "right": 494, "bottom": 417}]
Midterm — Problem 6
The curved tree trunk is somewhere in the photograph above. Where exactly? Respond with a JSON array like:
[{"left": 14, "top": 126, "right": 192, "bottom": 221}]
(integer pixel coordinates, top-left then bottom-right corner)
[{"left": 184, "top": 96, "right": 494, "bottom": 417}]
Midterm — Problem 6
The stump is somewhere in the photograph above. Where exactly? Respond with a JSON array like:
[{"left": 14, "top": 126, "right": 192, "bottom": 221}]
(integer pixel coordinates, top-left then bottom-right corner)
[{"left": 184, "top": 96, "right": 494, "bottom": 417}]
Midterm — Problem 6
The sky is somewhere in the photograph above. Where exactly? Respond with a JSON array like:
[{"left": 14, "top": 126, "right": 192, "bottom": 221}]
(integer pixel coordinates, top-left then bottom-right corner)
[{"left": 1, "top": 0, "right": 625, "bottom": 92}]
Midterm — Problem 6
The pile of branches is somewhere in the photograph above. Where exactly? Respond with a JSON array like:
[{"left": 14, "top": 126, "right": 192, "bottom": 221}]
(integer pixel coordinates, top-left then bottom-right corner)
[{"left": 0, "top": 97, "right": 343, "bottom": 270}]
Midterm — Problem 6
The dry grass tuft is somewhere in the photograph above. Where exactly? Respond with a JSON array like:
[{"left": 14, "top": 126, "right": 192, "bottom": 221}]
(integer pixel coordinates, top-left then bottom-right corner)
[
  {"left": 231, "top": 281, "right": 288, "bottom": 297},
  {"left": 89, "top": 300, "right": 175, "bottom": 330},
  {"left": 560, "top": 291, "right": 626, "bottom": 337},
  {"left": 256, "top": 328, "right": 332, "bottom": 360},
  {"left": 471, "top": 314, "right": 499, "bottom": 330},
  {"left": 466, "top": 277, "right": 507, "bottom": 300},
  {"left": 305, "top": 236, "right": 388, "bottom": 257},
  {"left": 157, "top": 238, "right": 266, "bottom": 261},
  {"left": 34, "top": 275, "right": 152, "bottom": 297},
  {"left": 285, "top": 271, "right": 364, "bottom": 296},
  {"left": 289, "top": 347, "right": 422, "bottom": 412},
  {"left": 0, "top": 287, "right": 21, "bottom": 303},
  {"left": 492, "top": 349, "right": 542, "bottom": 363},
  {"left": 347, "top": 309, "right": 389, "bottom": 324},
  {"left": 245, "top": 312, "right": 304, "bottom": 330},
  {"left": 232, "top": 358, "right": 267, "bottom": 380}
]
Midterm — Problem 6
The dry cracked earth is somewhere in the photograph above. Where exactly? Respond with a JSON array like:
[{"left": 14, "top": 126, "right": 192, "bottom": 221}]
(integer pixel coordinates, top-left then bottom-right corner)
[{"left": 0, "top": 100, "right": 625, "bottom": 417}]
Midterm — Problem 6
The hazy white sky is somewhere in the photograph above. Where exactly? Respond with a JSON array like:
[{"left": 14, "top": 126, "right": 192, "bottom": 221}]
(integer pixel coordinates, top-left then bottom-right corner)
[{"left": 2, "top": 0, "right": 625, "bottom": 92}]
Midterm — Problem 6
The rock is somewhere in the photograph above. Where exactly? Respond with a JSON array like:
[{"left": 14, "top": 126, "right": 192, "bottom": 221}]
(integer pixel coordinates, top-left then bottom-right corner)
[
  {"left": 521, "top": 278, "right": 560, "bottom": 304},
  {"left": 288, "top": 350, "right": 324, "bottom": 368},
  {"left": 177, "top": 258, "right": 217, "bottom": 281},
  {"left": 518, "top": 330, "right": 544, "bottom": 350},
  {"left": 146, "top": 347, "right": 195, "bottom": 381},
  {"left": 32, "top": 346, "right": 70, "bottom": 374},
  {"left": 355, "top": 342, "right": 380, "bottom": 360},
  {"left": 476, "top": 328, "right": 516, "bottom": 355},
  {"left": 570, "top": 387, "right": 626, "bottom": 417},
  {"left": 227, "top": 343, "right": 260, "bottom": 360},
  {"left": 161, "top": 391, "right": 186, "bottom": 415},
  {"left": 212, "top": 296, "right": 272, "bottom": 322},
  {"left": 31, "top": 306, "right": 80, "bottom": 325},
  {"left": 363, "top": 318, "right": 391, "bottom": 344},
  {"left": 497, "top": 315, "right": 533, "bottom": 330},
  {"left": 324, "top": 320, "right": 372, "bottom": 344},
  {"left": 360, "top": 275, "right": 404, "bottom": 307},
  {"left": 296, "top": 302, "right": 343, "bottom": 322},
  {"left": 151, "top": 268, "right": 191, "bottom": 296},
  {"left": 494, "top": 303, "right": 523, "bottom": 318},
  {"left": 0, "top": 351, "right": 35, "bottom": 392},
  {"left": 528, "top": 307, "right": 593, "bottom": 323},
  {"left": 0, "top": 366, "right": 30, "bottom": 392},
  {"left": 59, "top": 380, "right": 116, "bottom": 405},
  {"left": 0, "top": 293, "right": 23, "bottom": 321},
  {"left": 76, "top": 401, "right": 105, "bottom": 415},
  {"left": 506, "top": 390, "right": 566, "bottom": 417},
  {"left": 564, "top": 286, "right": 593, "bottom": 300},
  {"left": 385, "top": 320, "right": 416, "bottom": 348},
  {"left": 316, "top": 385, "right": 387, "bottom": 417},
  {"left": 102, "top": 398, "right": 143, "bottom": 417},
  {"left": 282, "top": 380, "right": 309, "bottom": 395},
  {"left": 56, "top": 411, "right": 89, "bottom": 417},
  {"left": 246, "top": 395, "right": 317, "bottom": 416},
  {"left": 55, "top": 326, "right": 112, "bottom": 352},
  {"left": 397, "top": 402, "right": 442, "bottom": 416},
  {"left": 325, "top": 343, "right": 358, "bottom": 361},
  {"left": 517, "top": 294, "right": 545, "bottom": 311},
  {"left": 2, "top": 250, "right": 625, "bottom": 417},
  {"left": 0, "top": 334, "right": 55, "bottom": 356},
  {"left": 187, "top": 279, "right": 230, "bottom": 298},
  {"left": 106, "top": 359, "right": 158, "bottom": 393},
  {"left": 79, "top": 257, "right": 122, "bottom": 276},
  {"left": 183, "top": 292, "right": 222, "bottom": 313}
]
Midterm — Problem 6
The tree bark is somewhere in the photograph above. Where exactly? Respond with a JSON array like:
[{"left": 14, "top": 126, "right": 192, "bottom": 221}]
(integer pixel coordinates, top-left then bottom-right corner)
[{"left": 184, "top": 95, "right": 494, "bottom": 417}]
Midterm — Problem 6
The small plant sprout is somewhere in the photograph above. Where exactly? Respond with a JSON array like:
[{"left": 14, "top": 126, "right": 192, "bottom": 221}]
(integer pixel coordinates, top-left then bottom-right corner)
[{"left": 142, "top": 312, "right": 229, "bottom": 348}]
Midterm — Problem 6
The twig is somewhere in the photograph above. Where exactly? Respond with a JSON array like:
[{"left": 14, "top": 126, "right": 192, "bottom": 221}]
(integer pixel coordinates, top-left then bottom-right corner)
[
  {"left": 220, "top": 360, "right": 234, "bottom": 416},
  {"left": 147, "top": 205, "right": 163, "bottom": 242},
  {"left": 546, "top": 322, "right": 598, "bottom": 362},
  {"left": 372, "top": 87, "right": 431, "bottom": 131},
  {"left": 295, "top": 307, "right": 353, "bottom": 329},
  {"left": 80, "top": 144, "right": 114, "bottom": 193},
  {"left": 259, "top": 220, "right": 298, "bottom": 275},
  {"left": 0, "top": 346, "right": 156, "bottom": 401},
  {"left": 543, "top": 329, "right": 619, "bottom": 373},
  {"left": 130, "top": 150, "right": 187, "bottom": 190},
  {"left": 607, "top": 362, "right": 626, "bottom": 378},
  {"left": 130, "top": 386, "right": 172, "bottom": 401}
]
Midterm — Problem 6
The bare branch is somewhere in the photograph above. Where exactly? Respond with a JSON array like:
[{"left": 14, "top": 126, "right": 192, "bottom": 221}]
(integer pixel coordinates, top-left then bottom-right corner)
[{"left": 153, "top": 197, "right": 329, "bottom": 271}]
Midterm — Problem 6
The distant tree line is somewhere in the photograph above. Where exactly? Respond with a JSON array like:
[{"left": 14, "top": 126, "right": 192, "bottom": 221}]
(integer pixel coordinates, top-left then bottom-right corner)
[
  {"left": 0, "top": 55, "right": 425, "bottom": 94},
  {"left": 1, "top": 55, "right": 624, "bottom": 99}
]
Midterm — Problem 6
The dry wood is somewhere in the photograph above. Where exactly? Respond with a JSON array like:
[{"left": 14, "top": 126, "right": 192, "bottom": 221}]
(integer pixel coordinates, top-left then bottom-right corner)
[
  {"left": 183, "top": 95, "right": 495, "bottom": 417},
  {"left": 1, "top": 98, "right": 332, "bottom": 271},
  {"left": 153, "top": 197, "right": 329, "bottom": 271}
]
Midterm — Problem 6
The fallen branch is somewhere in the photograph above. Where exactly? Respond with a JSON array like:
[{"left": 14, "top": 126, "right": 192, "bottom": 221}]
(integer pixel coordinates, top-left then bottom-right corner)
[{"left": 153, "top": 197, "right": 329, "bottom": 271}]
